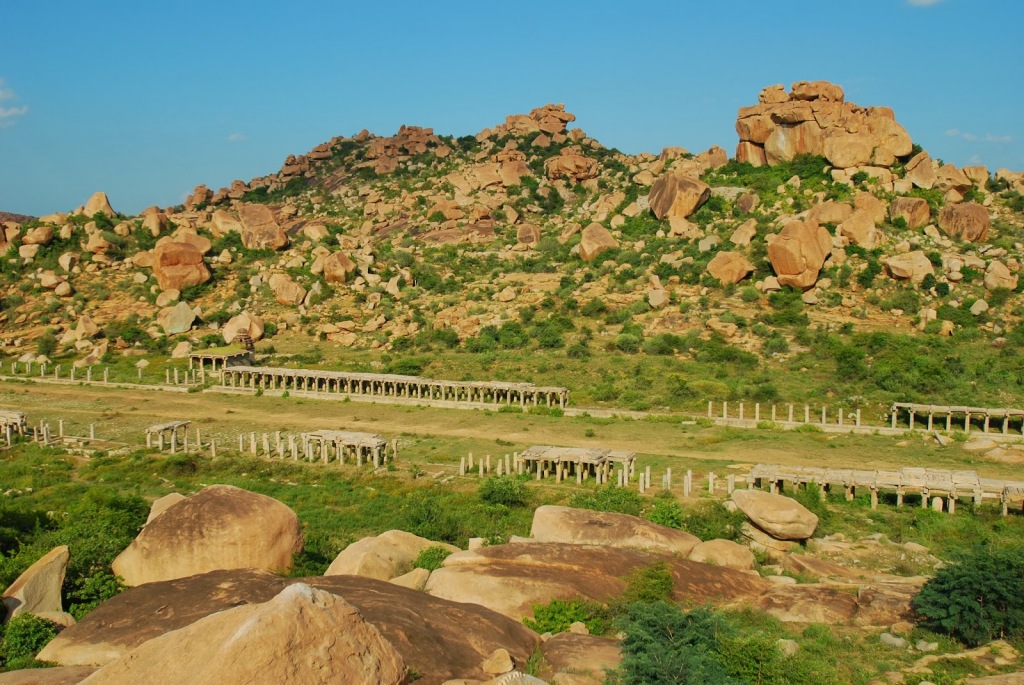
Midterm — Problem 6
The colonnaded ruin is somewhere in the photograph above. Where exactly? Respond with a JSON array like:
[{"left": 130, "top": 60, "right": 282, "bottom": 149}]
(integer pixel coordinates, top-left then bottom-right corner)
[{"left": 219, "top": 365, "right": 570, "bottom": 408}]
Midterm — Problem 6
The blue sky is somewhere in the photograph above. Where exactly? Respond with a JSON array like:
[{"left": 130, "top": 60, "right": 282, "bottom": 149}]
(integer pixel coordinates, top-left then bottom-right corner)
[{"left": 1, "top": 0, "right": 1021, "bottom": 216}]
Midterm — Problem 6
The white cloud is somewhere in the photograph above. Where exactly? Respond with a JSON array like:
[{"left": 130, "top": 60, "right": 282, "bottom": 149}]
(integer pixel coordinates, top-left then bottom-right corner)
[
  {"left": 946, "top": 128, "right": 1014, "bottom": 144},
  {"left": 227, "top": 132, "right": 247, "bottom": 142},
  {"left": 0, "top": 105, "right": 28, "bottom": 128},
  {"left": 0, "top": 78, "right": 26, "bottom": 127},
  {"left": 908, "top": 0, "right": 943, "bottom": 6}
]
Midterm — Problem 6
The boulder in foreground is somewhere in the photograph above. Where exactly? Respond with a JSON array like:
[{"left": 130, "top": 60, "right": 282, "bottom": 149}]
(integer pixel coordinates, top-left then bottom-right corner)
[{"left": 111, "top": 485, "right": 303, "bottom": 586}]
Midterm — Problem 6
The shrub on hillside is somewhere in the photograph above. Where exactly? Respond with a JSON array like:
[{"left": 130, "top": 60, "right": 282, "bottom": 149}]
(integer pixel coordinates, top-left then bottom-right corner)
[
  {"left": 568, "top": 486, "right": 643, "bottom": 517},
  {"left": 911, "top": 546, "right": 1024, "bottom": 646},
  {"left": 0, "top": 613, "right": 59, "bottom": 670},
  {"left": 412, "top": 545, "right": 452, "bottom": 572},
  {"left": 478, "top": 476, "right": 529, "bottom": 508}
]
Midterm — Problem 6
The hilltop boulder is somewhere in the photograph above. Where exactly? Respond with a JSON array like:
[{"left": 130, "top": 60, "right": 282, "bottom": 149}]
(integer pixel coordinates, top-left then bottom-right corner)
[
  {"left": 648, "top": 173, "right": 711, "bottom": 220},
  {"left": 237, "top": 204, "right": 288, "bottom": 250},
  {"left": 544, "top": 151, "right": 599, "bottom": 183},
  {"left": 735, "top": 82, "right": 912, "bottom": 167},
  {"left": 209, "top": 210, "right": 243, "bottom": 237},
  {"left": 111, "top": 485, "right": 303, "bottom": 586},
  {"left": 83, "top": 192, "right": 116, "bottom": 218},
  {"left": 938, "top": 202, "right": 990, "bottom": 243},
  {"left": 151, "top": 241, "right": 210, "bottom": 292},
  {"left": 767, "top": 220, "right": 831, "bottom": 289},
  {"left": 325, "top": 530, "right": 458, "bottom": 581},
  {"left": 76, "top": 584, "right": 407, "bottom": 685}
]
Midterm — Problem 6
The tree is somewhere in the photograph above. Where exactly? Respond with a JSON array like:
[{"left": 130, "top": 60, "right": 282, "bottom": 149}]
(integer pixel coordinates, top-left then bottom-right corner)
[{"left": 911, "top": 546, "right": 1024, "bottom": 646}]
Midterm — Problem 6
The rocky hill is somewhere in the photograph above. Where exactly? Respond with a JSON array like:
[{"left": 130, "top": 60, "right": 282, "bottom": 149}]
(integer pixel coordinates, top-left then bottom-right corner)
[{"left": 2, "top": 80, "right": 1024, "bottom": 411}]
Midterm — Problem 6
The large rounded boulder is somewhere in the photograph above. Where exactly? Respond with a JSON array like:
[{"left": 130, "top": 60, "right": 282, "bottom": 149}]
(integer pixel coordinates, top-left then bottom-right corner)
[
  {"left": 767, "top": 220, "right": 832, "bottom": 290},
  {"left": 76, "top": 584, "right": 407, "bottom": 685},
  {"left": 151, "top": 241, "right": 211, "bottom": 292},
  {"left": 730, "top": 490, "right": 818, "bottom": 541},
  {"left": 649, "top": 173, "right": 711, "bottom": 220},
  {"left": 325, "top": 530, "right": 458, "bottom": 581},
  {"left": 111, "top": 485, "right": 303, "bottom": 586},
  {"left": 529, "top": 505, "right": 700, "bottom": 556}
]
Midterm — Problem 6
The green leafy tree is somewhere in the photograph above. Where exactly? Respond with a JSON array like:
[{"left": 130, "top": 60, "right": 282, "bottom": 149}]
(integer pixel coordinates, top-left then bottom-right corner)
[
  {"left": 911, "top": 546, "right": 1024, "bottom": 646},
  {"left": 479, "top": 476, "right": 529, "bottom": 508},
  {"left": 0, "top": 613, "right": 59, "bottom": 670}
]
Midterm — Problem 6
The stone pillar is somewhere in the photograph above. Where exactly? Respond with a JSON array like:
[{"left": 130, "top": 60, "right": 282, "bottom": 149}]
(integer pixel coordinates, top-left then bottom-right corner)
[
  {"left": 965, "top": 412, "right": 971, "bottom": 433},
  {"left": 891, "top": 409, "right": 898, "bottom": 430},
  {"left": 90, "top": 424, "right": 95, "bottom": 439},
  {"left": 174, "top": 368, "right": 179, "bottom": 385},
  {"left": 478, "top": 461, "right": 484, "bottom": 477},
  {"left": 666, "top": 467, "right": 672, "bottom": 489},
  {"left": 707, "top": 401, "right": 713, "bottom": 418},
  {"left": 708, "top": 472, "right": 715, "bottom": 493},
  {"left": 104, "top": 368, "right": 109, "bottom": 384},
  {"left": 250, "top": 432, "right": 257, "bottom": 455},
  {"left": 459, "top": 456, "right": 466, "bottom": 476},
  {"left": 211, "top": 439, "right": 217, "bottom": 458},
  {"left": 739, "top": 403, "right": 744, "bottom": 421},
  {"left": 870, "top": 487, "right": 878, "bottom": 510},
  {"left": 262, "top": 433, "right": 270, "bottom": 456},
  {"left": 838, "top": 409, "right": 843, "bottom": 427},
  {"left": 722, "top": 401, "right": 727, "bottom": 420},
  {"left": 821, "top": 406, "right": 826, "bottom": 425},
  {"left": 239, "top": 434, "right": 244, "bottom": 451},
  {"left": 804, "top": 405, "right": 810, "bottom": 423},
  {"left": 727, "top": 475, "right": 735, "bottom": 494},
  {"left": 927, "top": 413, "right": 934, "bottom": 431},
  {"left": 856, "top": 409, "right": 861, "bottom": 427},
  {"left": 948, "top": 495, "right": 956, "bottom": 515},
  {"left": 754, "top": 403, "right": 760, "bottom": 422},
  {"left": 645, "top": 465, "right": 651, "bottom": 490},
  {"left": 170, "top": 431, "right": 177, "bottom": 454}
]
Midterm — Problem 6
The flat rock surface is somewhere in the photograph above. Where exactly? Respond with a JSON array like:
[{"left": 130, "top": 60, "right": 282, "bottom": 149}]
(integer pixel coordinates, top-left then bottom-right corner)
[
  {"left": 426, "top": 542, "right": 768, "bottom": 621},
  {"left": 530, "top": 506, "right": 700, "bottom": 556},
  {"left": 0, "top": 668, "right": 96, "bottom": 685}
]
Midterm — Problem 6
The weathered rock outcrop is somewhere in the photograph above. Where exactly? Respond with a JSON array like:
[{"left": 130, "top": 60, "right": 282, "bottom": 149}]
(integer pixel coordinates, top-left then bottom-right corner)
[
  {"left": 736, "top": 81, "right": 912, "bottom": 167},
  {"left": 111, "top": 485, "right": 303, "bottom": 586},
  {"left": 938, "top": 202, "right": 990, "bottom": 243},
  {"left": 237, "top": 204, "right": 288, "bottom": 250},
  {"left": 730, "top": 490, "right": 818, "bottom": 541},
  {"left": 2, "top": 546, "right": 69, "bottom": 619},
  {"left": 268, "top": 273, "right": 307, "bottom": 306},
  {"left": 39, "top": 569, "right": 540, "bottom": 685},
  {"left": 83, "top": 192, "right": 116, "bottom": 218},
  {"left": 578, "top": 223, "right": 618, "bottom": 261},
  {"left": 766, "top": 220, "right": 832, "bottom": 289},
  {"left": 648, "top": 174, "right": 711, "bottom": 220},
  {"left": 706, "top": 251, "right": 754, "bottom": 285},
  {"left": 322, "top": 251, "right": 357, "bottom": 284},
  {"left": 77, "top": 584, "right": 408, "bottom": 685},
  {"left": 221, "top": 311, "right": 265, "bottom": 345},
  {"left": 325, "top": 530, "right": 458, "bottom": 581},
  {"left": 885, "top": 251, "right": 935, "bottom": 284},
  {"left": 530, "top": 506, "right": 700, "bottom": 556},
  {"left": 425, "top": 542, "right": 766, "bottom": 621},
  {"left": 151, "top": 241, "right": 210, "bottom": 292},
  {"left": 889, "top": 196, "right": 931, "bottom": 229}
]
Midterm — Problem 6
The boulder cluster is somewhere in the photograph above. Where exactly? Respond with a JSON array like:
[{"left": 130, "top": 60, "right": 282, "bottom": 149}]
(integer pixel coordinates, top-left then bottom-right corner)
[{"left": 2, "top": 485, "right": 927, "bottom": 684}]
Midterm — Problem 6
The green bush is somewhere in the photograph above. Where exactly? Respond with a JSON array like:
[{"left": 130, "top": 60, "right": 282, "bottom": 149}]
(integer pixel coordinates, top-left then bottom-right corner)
[
  {"left": 0, "top": 613, "right": 59, "bottom": 669},
  {"left": 680, "top": 501, "right": 747, "bottom": 542},
  {"left": 645, "top": 499, "right": 684, "bottom": 529},
  {"left": 609, "top": 603, "right": 737, "bottom": 685},
  {"left": 911, "top": 545, "right": 1024, "bottom": 646},
  {"left": 523, "top": 598, "right": 608, "bottom": 635},
  {"left": 412, "top": 545, "right": 452, "bottom": 572},
  {"left": 621, "top": 562, "right": 675, "bottom": 605},
  {"left": 568, "top": 486, "right": 643, "bottom": 517},
  {"left": 478, "top": 476, "right": 529, "bottom": 508}
]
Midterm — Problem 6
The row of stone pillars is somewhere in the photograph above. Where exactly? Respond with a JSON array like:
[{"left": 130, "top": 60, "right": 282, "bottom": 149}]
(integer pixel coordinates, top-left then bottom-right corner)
[
  {"left": 9, "top": 361, "right": 111, "bottom": 384},
  {"left": 893, "top": 407, "right": 1020, "bottom": 435},
  {"left": 709, "top": 401, "right": 862, "bottom": 427},
  {"left": 763, "top": 478, "right": 974, "bottom": 515},
  {"left": 15, "top": 420, "right": 96, "bottom": 446},
  {"left": 237, "top": 432, "right": 393, "bottom": 468},
  {"left": 164, "top": 368, "right": 200, "bottom": 385}
]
